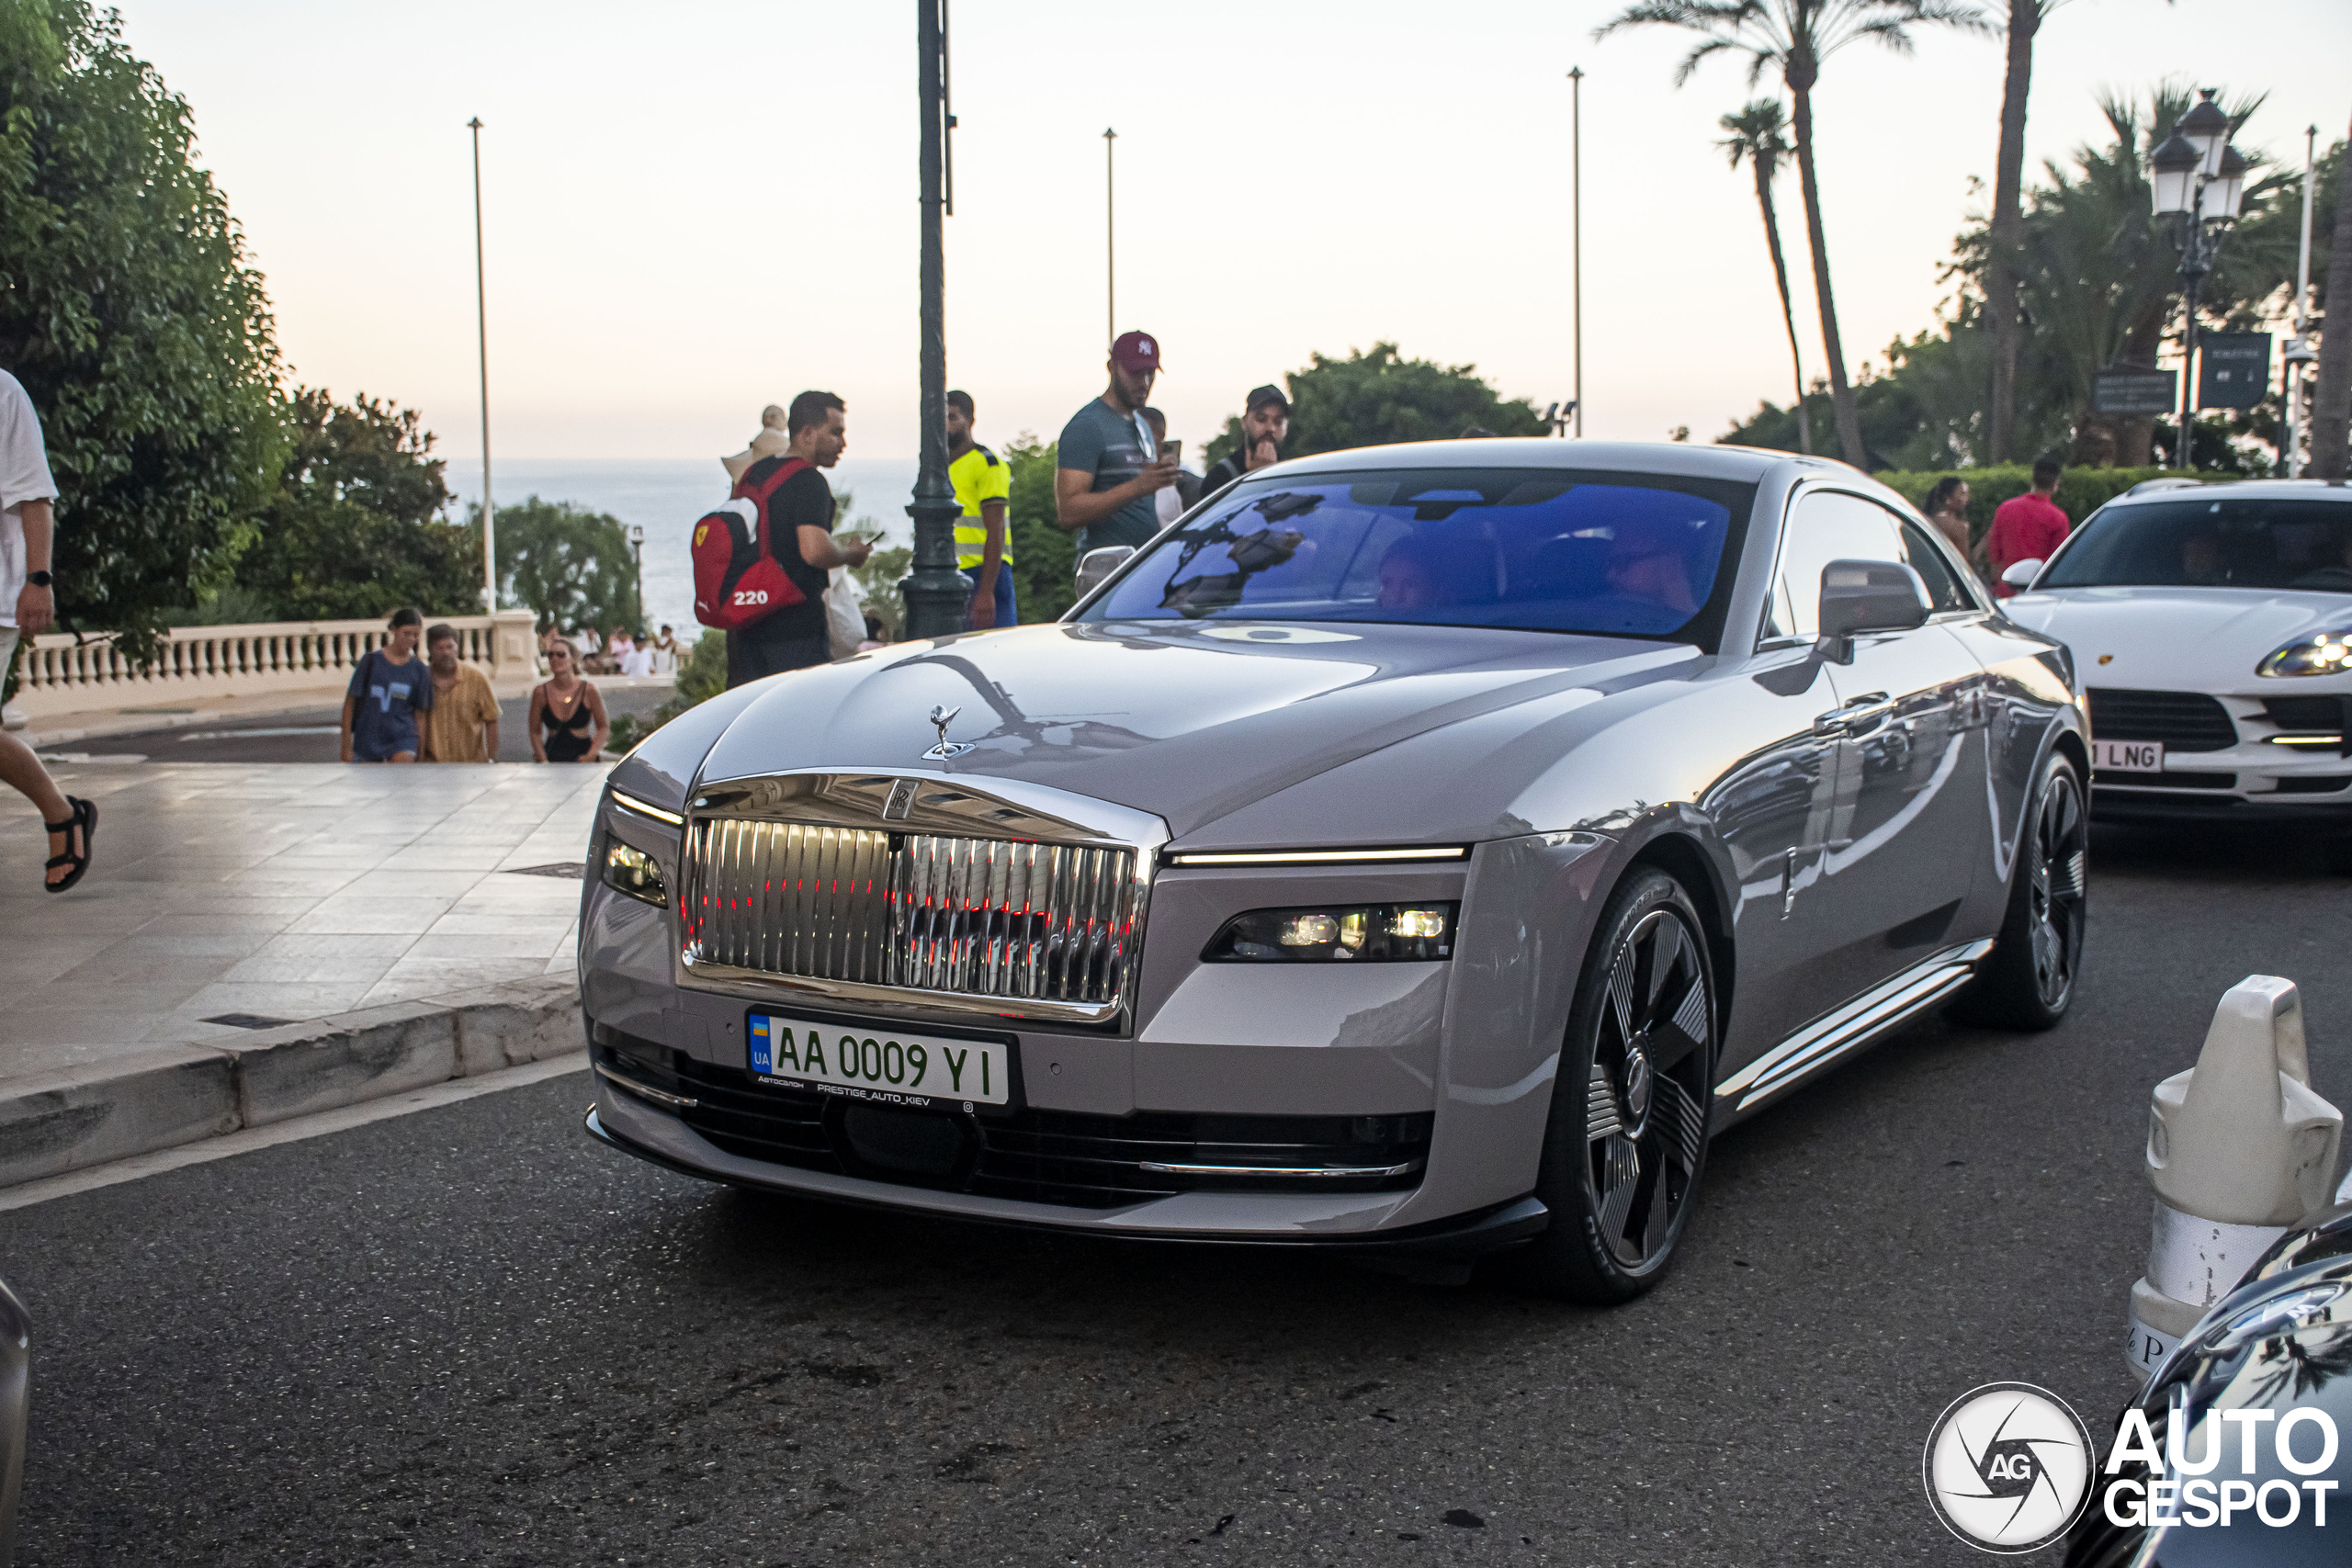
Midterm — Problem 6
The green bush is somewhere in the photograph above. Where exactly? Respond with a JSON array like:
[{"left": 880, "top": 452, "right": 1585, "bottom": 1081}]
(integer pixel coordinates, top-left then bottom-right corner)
[
  {"left": 607, "top": 628, "right": 726, "bottom": 756},
  {"left": 1004, "top": 433, "right": 1074, "bottom": 622},
  {"left": 1871, "top": 465, "right": 2201, "bottom": 547}
]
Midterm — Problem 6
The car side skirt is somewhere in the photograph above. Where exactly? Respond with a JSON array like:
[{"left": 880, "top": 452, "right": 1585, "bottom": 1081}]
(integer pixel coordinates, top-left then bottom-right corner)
[{"left": 1714, "top": 939, "right": 1994, "bottom": 1114}]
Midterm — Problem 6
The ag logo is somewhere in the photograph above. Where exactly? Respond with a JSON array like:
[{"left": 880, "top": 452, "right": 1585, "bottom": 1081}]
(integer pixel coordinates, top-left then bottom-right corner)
[{"left": 1923, "top": 1382, "right": 2094, "bottom": 1553}]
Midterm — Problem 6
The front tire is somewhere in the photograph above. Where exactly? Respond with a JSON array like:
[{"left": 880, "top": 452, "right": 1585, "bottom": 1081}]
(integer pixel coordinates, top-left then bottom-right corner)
[
  {"left": 1956, "top": 750, "right": 2086, "bottom": 1031},
  {"left": 1510, "top": 868, "right": 1716, "bottom": 1303}
]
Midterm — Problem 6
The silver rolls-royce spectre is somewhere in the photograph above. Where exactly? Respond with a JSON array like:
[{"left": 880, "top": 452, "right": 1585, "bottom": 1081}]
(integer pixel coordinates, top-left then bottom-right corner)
[{"left": 580, "top": 439, "right": 2089, "bottom": 1301}]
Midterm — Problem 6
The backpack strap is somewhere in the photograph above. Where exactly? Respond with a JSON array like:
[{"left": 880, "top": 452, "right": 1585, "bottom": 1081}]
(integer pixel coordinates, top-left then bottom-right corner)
[{"left": 735, "top": 457, "right": 813, "bottom": 561}]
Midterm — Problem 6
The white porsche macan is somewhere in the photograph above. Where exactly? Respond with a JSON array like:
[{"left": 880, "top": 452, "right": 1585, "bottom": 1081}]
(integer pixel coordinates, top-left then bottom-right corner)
[{"left": 1999, "top": 478, "right": 2352, "bottom": 820}]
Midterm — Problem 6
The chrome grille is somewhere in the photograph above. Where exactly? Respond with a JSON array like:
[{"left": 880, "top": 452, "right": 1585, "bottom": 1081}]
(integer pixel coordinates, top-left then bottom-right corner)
[{"left": 684, "top": 819, "right": 1139, "bottom": 1006}]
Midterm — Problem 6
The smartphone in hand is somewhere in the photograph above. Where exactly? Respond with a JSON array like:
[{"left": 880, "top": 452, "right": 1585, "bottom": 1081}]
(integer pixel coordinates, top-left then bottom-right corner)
[{"left": 1160, "top": 438, "right": 1182, "bottom": 468}]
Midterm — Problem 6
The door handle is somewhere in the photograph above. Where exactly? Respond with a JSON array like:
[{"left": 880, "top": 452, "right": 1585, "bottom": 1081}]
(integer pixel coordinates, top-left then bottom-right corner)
[{"left": 1813, "top": 692, "right": 1893, "bottom": 736}]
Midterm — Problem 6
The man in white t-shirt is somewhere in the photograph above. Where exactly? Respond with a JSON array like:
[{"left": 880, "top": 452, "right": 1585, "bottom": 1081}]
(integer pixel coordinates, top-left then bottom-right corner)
[{"left": 0, "top": 368, "right": 96, "bottom": 891}]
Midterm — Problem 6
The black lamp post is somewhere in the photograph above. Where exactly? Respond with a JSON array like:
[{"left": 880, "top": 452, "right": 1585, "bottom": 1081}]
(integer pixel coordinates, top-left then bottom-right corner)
[
  {"left": 2150, "top": 90, "right": 2250, "bottom": 471},
  {"left": 901, "top": 0, "right": 968, "bottom": 640}
]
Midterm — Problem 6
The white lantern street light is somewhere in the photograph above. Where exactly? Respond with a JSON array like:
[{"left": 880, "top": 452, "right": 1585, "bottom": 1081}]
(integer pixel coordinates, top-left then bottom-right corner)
[
  {"left": 2150, "top": 131, "right": 2199, "bottom": 217},
  {"left": 2177, "top": 90, "right": 2231, "bottom": 178},
  {"left": 2149, "top": 91, "right": 2251, "bottom": 470},
  {"left": 2199, "top": 145, "right": 2248, "bottom": 222}
]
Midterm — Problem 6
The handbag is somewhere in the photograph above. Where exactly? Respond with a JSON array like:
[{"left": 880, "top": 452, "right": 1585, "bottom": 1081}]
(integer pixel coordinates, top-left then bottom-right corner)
[{"left": 824, "top": 566, "right": 866, "bottom": 660}]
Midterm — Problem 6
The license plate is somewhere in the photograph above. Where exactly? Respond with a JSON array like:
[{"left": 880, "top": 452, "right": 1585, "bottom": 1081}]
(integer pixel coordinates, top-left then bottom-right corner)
[
  {"left": 747, "top": 1011, "right": 1013, "bottom": 1109},
  {"left": 2094, "top": 739, "right": 2165, "bottom": 773}
]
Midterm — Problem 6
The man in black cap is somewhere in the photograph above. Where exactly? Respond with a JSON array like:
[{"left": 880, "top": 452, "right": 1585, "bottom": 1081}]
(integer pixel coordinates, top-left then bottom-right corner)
[{"left": 1200, "top": 384, "right": 1290, "bottom": 496}]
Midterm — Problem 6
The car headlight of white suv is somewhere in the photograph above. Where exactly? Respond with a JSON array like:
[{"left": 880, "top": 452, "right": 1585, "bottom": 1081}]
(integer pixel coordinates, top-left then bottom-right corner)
[{"left": 2257, "top": 626, "right": 2352, "bottom": 678}]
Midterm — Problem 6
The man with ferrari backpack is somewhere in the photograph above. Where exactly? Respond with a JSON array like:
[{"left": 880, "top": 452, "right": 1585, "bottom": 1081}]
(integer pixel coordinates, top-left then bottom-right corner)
[{"left": 693, "top": 389, "right": 872, "bottom": 689}]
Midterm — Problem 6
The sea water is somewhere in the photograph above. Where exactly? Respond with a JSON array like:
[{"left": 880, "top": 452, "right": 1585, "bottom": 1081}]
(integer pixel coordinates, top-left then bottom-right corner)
[{"left": 446, "top": 457, "right": 919, "bottom": 638}]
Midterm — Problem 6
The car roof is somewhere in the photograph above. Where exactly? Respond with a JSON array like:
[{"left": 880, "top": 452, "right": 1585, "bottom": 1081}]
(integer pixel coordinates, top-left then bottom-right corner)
[
  {"left": 2106, "top": 477, "right": 2352, "bottom": 508},
  {"left": 1262, "top": 437, "right": 1819, "bottom": 487}
]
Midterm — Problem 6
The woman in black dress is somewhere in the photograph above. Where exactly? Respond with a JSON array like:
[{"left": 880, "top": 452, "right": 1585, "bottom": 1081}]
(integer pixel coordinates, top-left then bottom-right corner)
[{"left": 529, "top": 642, "right": 610, "bottom": 762}]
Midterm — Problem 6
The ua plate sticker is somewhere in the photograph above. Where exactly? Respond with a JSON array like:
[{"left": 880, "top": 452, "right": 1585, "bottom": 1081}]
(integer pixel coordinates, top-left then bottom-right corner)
[{"left": 748, "top": 1013, "right": 1011, "bottom": 1108}]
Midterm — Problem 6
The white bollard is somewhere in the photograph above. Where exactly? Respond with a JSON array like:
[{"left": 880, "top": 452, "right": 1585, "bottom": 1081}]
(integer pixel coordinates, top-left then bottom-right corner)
[{"left": 2127, "top": 975, "right": 2343, "bottom": 1380}]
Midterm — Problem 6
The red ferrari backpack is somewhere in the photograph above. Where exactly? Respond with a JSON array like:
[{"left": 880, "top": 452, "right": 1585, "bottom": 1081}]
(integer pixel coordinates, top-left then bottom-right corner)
[{"left": 692, "top": 457, "right": 811, "bottom": 630}]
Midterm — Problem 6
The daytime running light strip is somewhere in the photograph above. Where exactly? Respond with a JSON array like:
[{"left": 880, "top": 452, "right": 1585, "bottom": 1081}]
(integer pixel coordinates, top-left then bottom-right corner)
[
  {"left": 1166, "top": 847, "right": 1468, "bottom": 867},
  {"left": 611, "top": 789, "right": 685, "bottom": 827}
]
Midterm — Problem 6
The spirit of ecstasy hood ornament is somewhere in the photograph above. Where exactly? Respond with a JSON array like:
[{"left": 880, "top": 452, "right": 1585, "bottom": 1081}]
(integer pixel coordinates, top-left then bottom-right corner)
[{"left": 922, "top": 704, "right": 976, "bottom": 761}]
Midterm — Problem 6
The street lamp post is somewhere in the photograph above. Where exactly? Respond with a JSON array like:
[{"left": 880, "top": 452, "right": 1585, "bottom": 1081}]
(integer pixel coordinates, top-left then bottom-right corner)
[
  {"left": 2284, "top": 124, "right": 2320, "bottom": 478},
  {"left": 2150, "top": 90, "right": 2249, "bottom": 472},
  {"left": 1567, "top": 66, "right": 1583, "bottom": 439},
  {"left": 468, "top": 117, "right": 496, "bottom": 609},
  {"left": 902, "top": 0, "right": 967, "bottom": 641},
  {"left": 1102, "top": 127, "right": 1117, "bottom": 346},
  {"left": 629, "top": 525, "right": 645, "bottom": 631}
]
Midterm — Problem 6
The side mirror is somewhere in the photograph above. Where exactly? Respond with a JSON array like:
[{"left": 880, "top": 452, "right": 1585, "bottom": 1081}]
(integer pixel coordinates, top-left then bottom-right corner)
[
  {"left": 1073, "top": 546, "right": 1135, "bottom": 600},
  {"left": 1816, "top": 558, "right": 1930, "bottom": 662},
  {"left": 2000, "top": 558, "right": 2044, "bottom": 591}
]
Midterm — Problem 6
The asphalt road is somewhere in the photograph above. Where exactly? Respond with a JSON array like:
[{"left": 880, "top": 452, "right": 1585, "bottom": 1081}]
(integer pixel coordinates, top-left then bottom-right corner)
[
  {"left": 4, "top": 817, "right": 2348, "bottom": 1567},
  {"left": 37, "top": 685, "right": 673, "bottom": 766}
]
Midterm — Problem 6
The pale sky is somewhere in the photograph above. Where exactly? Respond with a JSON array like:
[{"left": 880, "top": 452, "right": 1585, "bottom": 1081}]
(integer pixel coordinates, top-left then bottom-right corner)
[{"left": 113, "top": 1, "right": 2352, "bottom": 462}]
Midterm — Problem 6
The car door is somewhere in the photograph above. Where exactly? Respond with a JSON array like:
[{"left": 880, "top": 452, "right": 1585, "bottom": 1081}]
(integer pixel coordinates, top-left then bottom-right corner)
[{"left": 1770, "top": 488, "right": 1987, "bottom": 1009}]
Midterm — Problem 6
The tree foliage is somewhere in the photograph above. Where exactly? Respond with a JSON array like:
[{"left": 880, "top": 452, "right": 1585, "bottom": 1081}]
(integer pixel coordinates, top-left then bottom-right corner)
[
  {"left": 1597, "top": 0, "right": 1995, "bottom": 468},
  {"left": 488, "top": 496, "right": 641, "bottom": 636},
  {"left": 1724, "top": 86, "right": 2338, "bottom": 475},
  {"left": 0, "top": 0, "right": 287, "bottom": 660},
  {"left": 1204, "top": 344, "right": 1544, "bottom": 467},
  {"left": 236, "top": 388, "right": 479, "bottom": 620},
  {"left": 1004, "top": 433, "right": 1075, "bottom": 623},
  {"left": 1872, "top": 464, "right": 2188, "bottom": 547}
]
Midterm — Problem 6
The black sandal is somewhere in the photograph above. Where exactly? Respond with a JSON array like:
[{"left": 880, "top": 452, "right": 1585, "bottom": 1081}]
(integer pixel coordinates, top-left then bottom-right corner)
[{"left": 43, "top": 795, "right": 96, "bottom": 894}]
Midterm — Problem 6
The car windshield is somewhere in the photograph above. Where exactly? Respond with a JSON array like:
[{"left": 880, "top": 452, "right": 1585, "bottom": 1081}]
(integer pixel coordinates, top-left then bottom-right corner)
[
  {"left": 2041, "top": 497, "right": 2352, "bottom": 592},
  {"left": 1079, "top": 467, "right": 1756, "bottom": 647}
]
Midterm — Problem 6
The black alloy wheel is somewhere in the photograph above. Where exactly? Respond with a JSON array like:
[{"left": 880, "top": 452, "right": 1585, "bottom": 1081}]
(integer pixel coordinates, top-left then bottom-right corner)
[
  {"left": 1957, "top": 751, "right": 2088, "bottom": 1032},
  {"left": 1510, "top": 868, "right": 1716, "bottom": 1303}
]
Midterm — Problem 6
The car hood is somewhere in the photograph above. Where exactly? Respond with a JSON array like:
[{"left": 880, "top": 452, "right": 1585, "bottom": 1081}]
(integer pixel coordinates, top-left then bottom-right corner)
[
  {"left": 2084, "top": 1203, "right": 2352, "bottom": 1566},
  {"left": 682, "top": 621, "right": 1702, "bottom": 845},
  {"left": 2002, "top": 586, "right": 2352, "bottom": 690}
]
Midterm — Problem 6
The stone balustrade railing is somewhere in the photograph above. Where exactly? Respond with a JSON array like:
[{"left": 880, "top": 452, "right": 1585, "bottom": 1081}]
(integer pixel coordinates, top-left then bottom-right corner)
[{"left": 7, "top": 609, "right": 543, "bottom": 721}]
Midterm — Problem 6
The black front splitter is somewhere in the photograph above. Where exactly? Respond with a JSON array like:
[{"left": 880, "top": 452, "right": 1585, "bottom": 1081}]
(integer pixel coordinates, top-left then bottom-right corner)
[{"left": 581, "top": 1104, "right": 1548, "bottom": 1272}]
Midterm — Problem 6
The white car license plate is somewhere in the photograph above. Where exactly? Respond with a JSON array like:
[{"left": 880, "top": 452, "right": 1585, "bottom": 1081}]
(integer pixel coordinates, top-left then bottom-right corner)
[
  {"left": 748, "top": 1012, "right": 1012, "bottom": 1108},
  {"left": 2094, "top": 739, "right": 2165, "bottom": 773}
]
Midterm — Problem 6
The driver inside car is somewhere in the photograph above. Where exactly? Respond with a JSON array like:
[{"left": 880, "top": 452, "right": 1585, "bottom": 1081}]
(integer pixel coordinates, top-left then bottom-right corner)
[{"left": 1602, "top": 518, "right": 1701, "bottom": 615}]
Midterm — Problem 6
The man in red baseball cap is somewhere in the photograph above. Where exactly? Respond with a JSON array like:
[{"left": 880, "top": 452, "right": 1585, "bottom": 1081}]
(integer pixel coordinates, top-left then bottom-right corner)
[{"left": 1055, "top": 331, "right": 1181, "bottom": 558}]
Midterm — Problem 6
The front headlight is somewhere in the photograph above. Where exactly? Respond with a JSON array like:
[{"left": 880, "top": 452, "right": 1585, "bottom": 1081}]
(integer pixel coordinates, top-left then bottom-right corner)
[
  {"left": 603, "top": 839, "right": 667, "bottom": 906},
  {"left": 1204, "top": 903, "right": 1456, "bottom": 963},
  {"left": 2257, "top": 626, "right": 2352, "bottom": 678}
]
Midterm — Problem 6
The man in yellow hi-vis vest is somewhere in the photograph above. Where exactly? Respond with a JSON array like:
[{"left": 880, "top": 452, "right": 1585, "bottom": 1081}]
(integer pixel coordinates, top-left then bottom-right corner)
[{"left": 945, "top": 389, "right": 1014, "bottom": 629}]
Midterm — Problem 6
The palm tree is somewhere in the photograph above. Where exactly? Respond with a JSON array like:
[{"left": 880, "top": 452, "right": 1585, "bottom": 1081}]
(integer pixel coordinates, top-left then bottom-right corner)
[
  {"left": 2313, "top": 111, "right": 2352, "bottom": 479},
  {"left": 1720, "top": 99, "right": 1811, "bottom": 455},
  {"left": 1984, "top": 3, "right": 2172, "bottom": 464},
  {"left": 1983, "top": 0, "right": 2048, "bottom": 464},
  {"left": 1598, "top": 0, "right": 1993, "bottom": 468}
]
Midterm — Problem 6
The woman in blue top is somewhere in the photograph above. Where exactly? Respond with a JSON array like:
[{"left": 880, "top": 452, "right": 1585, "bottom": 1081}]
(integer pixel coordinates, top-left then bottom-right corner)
[{"left": 339, "top": 607, "right": 434, "bottom": 763}]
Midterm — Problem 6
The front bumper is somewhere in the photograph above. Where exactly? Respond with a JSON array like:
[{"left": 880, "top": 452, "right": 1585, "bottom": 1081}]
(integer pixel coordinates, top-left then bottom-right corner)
[
  {"left": 581, "top": 1098, "right": 1549, "bottom": 1264},
  {"left": 2091, "top": 687, "right": 2352, "bottom": 815}
]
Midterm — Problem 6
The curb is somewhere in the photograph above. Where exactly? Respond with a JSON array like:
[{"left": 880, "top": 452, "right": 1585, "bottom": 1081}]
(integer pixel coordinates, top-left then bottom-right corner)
[{"left": 0, "top": 975, "right": 582, "bottom": 1190}]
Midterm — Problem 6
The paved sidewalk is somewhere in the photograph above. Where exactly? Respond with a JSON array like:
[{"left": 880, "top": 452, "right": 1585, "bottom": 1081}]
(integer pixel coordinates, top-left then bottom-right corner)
[
  {"left": 0, "top": 763, "right": 606, "bottom": 1185},
  {"left": 1, "top": 763, "right": 602, "bottom": 1060}
]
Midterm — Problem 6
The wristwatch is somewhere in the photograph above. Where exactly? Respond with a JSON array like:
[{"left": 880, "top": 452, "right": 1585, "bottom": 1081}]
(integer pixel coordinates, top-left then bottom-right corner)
[{"left": 25, "top": 570, "right": 51, "bottom": 588}]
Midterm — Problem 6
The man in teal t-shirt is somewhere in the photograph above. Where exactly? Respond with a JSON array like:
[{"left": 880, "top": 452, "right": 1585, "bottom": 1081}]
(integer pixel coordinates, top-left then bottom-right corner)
[{"left": 1054, "top": 331, "right": 1180, "bottom": 558}]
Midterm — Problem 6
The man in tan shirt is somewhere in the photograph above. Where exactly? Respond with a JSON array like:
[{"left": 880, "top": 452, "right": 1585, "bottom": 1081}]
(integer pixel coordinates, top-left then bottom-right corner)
[{"left": 418, "top": 624, "right": 502, "bottom": 762}]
